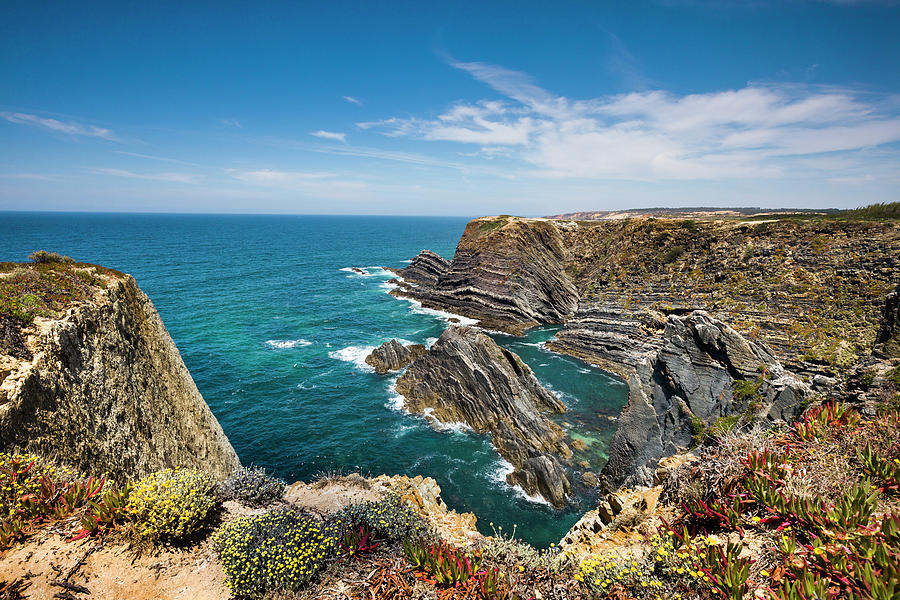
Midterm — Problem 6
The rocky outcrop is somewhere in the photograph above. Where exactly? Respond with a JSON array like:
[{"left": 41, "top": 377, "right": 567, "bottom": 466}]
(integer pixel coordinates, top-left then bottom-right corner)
[
  {"left": 0, "top": 269, "right": 239, "bottom": 481},
  {"left": 395, "top": 325, "right": 573, "bottom": 507},
  {"left": 599, "top": 311, "right": 808, "bottom": 490},
  {"left": 392, "top": 217, "right": 579, "bottom": 334},
  {"left": 874, "top": 286, "right": 900, "bottom": 358},
  {"left": 398, "top": 216, "right": 899, "bottom": 372},
  {"left": 365, "top": 339, "right": 427, "bottom": 374},
  {"left": 394, "top": 250, "right": 451, "bottom": 286}
]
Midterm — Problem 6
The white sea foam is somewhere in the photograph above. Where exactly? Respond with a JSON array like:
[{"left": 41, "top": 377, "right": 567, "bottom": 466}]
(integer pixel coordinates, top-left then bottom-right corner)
[
  {"left": 385, "top": 377, "right": 408, "bottom": 412},
  {"left": 296, "top": 381, "right": 318, "bottom": 390},
  {"left": 400, "top": 296, "right": 479, "bottom": 326},
  {"left": 265, "top": 339, "right": 312, "bottom": 349},
  {"left": 422, "top": 408, "right": 473, "bottom": 434},
  {"left": 489, "top": 458, "right": 552, "bottom": 506},
  {"left": 328, "top": 345, "right": 376, "bottom": 372},
  {"left": 426, "top": 337, "right": 438, "bottom": 348},
  {"left": 402, "top": 259, "right": 413, "bottom": 263},
  {"left": 340, "top": 266, "right": 395, "bottom": 278}
]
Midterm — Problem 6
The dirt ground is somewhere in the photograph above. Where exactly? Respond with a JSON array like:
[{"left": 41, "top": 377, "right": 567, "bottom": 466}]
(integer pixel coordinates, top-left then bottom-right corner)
[{"left": 0, "top": 476, "right": 455, "bottom": 600}]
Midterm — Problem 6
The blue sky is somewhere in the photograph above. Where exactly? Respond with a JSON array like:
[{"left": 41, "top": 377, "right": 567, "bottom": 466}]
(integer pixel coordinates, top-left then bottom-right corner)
[{"left": 2, "top": 1, "right": 899, "bottom": 216}]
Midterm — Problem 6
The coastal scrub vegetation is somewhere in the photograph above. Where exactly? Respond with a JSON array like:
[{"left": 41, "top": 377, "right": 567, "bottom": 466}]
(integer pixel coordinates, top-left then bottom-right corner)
[
  {"left": 2, "top": 399, "right": 898, "bottom": 599},
  {"left": 127, "top": 468, "right": 216, "bottom": 542},
  {"left": 221, "top": 465, "right": 286, "bottom": 507}
]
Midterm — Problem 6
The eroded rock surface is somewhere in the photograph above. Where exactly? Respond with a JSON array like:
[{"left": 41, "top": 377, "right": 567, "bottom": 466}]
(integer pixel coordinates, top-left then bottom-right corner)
[
  {"left": 365, "top": 339, "right": 427, "bottom": 374},
  {"left": 600, "top": 311, "right": 808, "bottom": 490},
  {"left": 392, "top": 217, "right": 579, "bottom": 334},
  {"left": 395, "top": 325, "right": 573, "bottom": 507},
  {"left": 0, "top": 272, "right": 239, "bottom": 481}
]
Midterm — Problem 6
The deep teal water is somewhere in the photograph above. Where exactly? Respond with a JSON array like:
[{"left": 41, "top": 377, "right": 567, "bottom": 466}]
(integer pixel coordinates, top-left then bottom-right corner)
[{"left": 0, "top": 212, "right": 627, "bottom": 547}]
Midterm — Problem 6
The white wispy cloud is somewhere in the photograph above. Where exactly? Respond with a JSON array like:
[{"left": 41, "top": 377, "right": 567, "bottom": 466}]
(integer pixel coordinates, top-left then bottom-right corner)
[
  {"left": 114, "top": 151, "right": 200, "bottom": 166},
  {"left": 343, "top": 96, "right": 363, "bottom": 105},
  {"left": 360, "top": 60, "right": 900, "bottom": 182},
  {"left": 1, "top": 112, "right": 117, "bottom": 141},
  {"left": 91, "top": 168, "right": 200, "bottom": 184},
  {"left": 224, "top": 168, "right": 369, "bottom": 199},
  {"left": 310, "top": 130, "right": 347, "bottom": 143}
]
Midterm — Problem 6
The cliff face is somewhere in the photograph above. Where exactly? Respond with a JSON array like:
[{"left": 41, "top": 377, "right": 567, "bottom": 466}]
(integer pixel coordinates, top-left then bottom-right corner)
[
  {"left": 392, "top": 217, "right": 579, "bottom": 334},
  {"left": 599, "top": 311, "right": 808, "bottom": 489},
  {"left": 0, "top": 266, "right": 239, "bottom": 481},
  {"left": 398, "top": 217, "right": 899, "bottom": 373},
  {"left": 395, "top": 216, "right": 898, "bottom": 491}
]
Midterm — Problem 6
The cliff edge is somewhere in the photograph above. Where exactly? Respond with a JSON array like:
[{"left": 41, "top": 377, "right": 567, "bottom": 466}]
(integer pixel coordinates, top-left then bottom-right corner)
[{"left": 0, "top": 259, "right": 239, "bottom": 481}]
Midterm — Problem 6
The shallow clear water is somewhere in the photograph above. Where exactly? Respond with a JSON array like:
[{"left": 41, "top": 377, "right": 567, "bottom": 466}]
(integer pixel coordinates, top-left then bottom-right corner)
[{"left": 0, "top": 212, "right": 627, "bottom": 547}]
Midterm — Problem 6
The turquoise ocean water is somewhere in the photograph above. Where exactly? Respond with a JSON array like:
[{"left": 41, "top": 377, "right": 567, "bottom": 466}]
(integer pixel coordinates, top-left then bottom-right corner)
[{"left": 0, "top": 213, "right": 627, "bottom": 547}]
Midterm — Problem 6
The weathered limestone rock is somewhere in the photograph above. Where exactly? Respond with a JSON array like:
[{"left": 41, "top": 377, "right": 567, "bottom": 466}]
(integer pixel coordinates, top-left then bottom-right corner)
[
  {"left": 370, "top": 475, "right": 481, "bottom": 547},
  {"left": 365, "top": 339, "right": 427, "bottom": 374},
  {"left": 559, "top": 485, "right": 667, "bottom": 561},
  {"left": 0, "top": 272, "right": 239, "bottom": 481},
  {"left": 395, "top": 325, "right": 573, "bottom": 507},
  {"left": 600, "top": 311, "right": 809, "bottom": 490}
]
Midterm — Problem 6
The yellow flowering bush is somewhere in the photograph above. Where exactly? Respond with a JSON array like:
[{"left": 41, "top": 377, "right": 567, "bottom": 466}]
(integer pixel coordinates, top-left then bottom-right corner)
[
  {"left": 576, "top": 532, "right": 714, "bottom": 598},
  {"left": 127, "top": 468, "right": 215, "bottom": 541},
  {"left": 213, "top": 508, "right": 338, "bottom": 596}
]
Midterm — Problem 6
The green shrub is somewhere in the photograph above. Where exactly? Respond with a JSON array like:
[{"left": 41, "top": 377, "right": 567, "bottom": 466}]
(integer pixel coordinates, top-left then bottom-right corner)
[
  {"left": 213, "top": 508, "right": 337, "bottom": 596},
  {"left": 221, "top": 466, "right": 285, "bottom": 507},
  {"left": 127, "top": 468, "right": 215, "bottom": 542},
  {"left": 333, "top": 493, "right": 431, "bottom": 542},
  {"left": 28, "top": 250, "right": 74, "bottom": 264}
]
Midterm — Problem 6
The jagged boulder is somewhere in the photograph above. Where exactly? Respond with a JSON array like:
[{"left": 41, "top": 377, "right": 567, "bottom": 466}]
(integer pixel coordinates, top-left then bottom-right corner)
[
  {"left": 600, "top": 311, "right": 809, "bottom": 490},
  {"left": 395, "top": 325, "right": 573, "bottom": 507},
  {"left": 365, "top": 339, "right": 427, "bottom": 374}
]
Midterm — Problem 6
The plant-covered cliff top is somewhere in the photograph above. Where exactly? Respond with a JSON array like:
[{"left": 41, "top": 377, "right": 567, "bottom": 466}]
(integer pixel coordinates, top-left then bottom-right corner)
[
  {"left": 558, "top": 216, "right": 899, "bottom": 369},
  {"left": 0, "top": 252, "right": 124, "bottom": 358}
]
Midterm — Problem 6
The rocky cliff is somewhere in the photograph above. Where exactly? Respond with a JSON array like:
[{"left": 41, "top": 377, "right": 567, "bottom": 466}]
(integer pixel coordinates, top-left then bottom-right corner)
[
  {"left": 392, "top": 215, "right": 898, "bottom": 491},
  {"left": 395, "top": 326, "right": 573, "bottom": 507},
  {"left": 398, "top": 216, "right": 899, "bottom": 374},
  {"left": 599, "top": 311, "right": 808, "bottom": 489},
  {"left": 0, "top": 261, "right": 239, "bottom": 481},
  {"left": 392, "top": 217, "right": 579, "bottom": 334}
]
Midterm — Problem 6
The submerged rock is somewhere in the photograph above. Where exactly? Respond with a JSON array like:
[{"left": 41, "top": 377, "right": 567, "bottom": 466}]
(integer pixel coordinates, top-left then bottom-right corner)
[
  {"left": 395, "top": 325, "right": 573, "bottom": 507},
  {"left": 365, "top": 339, "right": 427, "bottom": 374}
]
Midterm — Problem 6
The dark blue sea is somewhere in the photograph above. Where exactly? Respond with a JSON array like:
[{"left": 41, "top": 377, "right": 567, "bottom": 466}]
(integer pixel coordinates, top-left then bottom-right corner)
[{"left": 0, "top": 212, "right": 627, "bottom": 547}]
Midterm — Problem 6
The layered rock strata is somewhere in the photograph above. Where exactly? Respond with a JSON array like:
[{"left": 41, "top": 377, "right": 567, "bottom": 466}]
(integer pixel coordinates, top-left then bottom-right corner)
[
  {"left": 0, "top": 269, "right": 239, "bottom": 481},
  {"left": 391, "top": 217, "right": 579, "bottom": 334},
  {"left": 397, "top": 216, "right": 899, "bottom": 373},
  {"left": 395, "top": 325, "right": 573, "bottom": 507},
  {"left": 365, "top": 339, "right": 427, "bottom": 374},
  {"left": 599, "top": 311, "right": 808, "bottom": 490}
]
